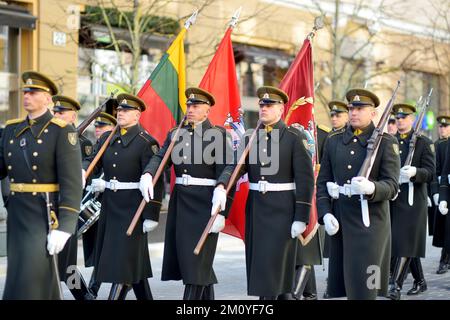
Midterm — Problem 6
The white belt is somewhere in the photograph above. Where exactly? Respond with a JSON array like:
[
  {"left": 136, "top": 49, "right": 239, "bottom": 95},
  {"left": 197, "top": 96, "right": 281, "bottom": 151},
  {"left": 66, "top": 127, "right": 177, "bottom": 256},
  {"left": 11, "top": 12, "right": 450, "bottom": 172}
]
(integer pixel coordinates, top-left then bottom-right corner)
[
  {"left": 438, "top": 176, "right": 441, "bottom": 184},
  {"left": 105, "top": 179, "right": 140, "bottom": 191},
  {"left": 338, "top": 184, "right": 363, "bottom": 197},
  {"left": 249, "top": 181, "right": 296, "bottom": 193},
  {"left": 175, "top": 174, "right": 216, "bottom": 187}
]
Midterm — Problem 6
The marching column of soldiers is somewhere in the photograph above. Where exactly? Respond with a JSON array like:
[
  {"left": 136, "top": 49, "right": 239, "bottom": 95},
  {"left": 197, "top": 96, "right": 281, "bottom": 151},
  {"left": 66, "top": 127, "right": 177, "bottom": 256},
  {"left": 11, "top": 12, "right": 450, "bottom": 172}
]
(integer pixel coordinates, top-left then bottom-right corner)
[{"left": 1, "top": 70, "right": 450, "bottom": 300}]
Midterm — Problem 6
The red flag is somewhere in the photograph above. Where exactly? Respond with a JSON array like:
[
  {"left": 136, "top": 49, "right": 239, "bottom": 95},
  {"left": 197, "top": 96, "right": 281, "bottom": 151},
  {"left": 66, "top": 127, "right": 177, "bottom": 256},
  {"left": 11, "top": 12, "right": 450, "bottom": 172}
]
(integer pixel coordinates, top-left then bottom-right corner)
[
  {"left": 199, "top": 27, "right": 247, "bottom": 240},
  {"left": 280, "top": 38, "right": 319, "bottom": 245}
]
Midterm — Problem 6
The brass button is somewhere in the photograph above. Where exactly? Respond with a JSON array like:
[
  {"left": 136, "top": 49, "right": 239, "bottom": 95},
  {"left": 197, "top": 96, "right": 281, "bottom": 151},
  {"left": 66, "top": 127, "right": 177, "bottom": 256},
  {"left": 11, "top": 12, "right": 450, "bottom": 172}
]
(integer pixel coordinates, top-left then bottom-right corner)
[
  {"left": 118, "top": 140, "right": 121, "bottom": 144},
  {"left": 33, "top": 152, "right": 38, "bottom": 157},
  {"left": 44, "top": 129, "right": 49, "bottom": 133},
  {"left": 32, "top": 179, "right": 37, "bottom": 183},
  {"left": 265, "top": 136, "right": 269, "bottom": 141},
  {"left": 261, "top": 162, "right": 265, "bottom": 166},
  {"left": 37, "top": 139, "right": 43, "bottom": 144},
  {"left": 186, "top": 143, "right": 189, "bottom": 146},
  {"left": 347, "top": 165, "right": 352, "bottom": 169},
  {"left": 32, "top": 165, "right": 37, "bottom": 170},
  {"left": 350, "top": 151, "right": 355, "bottom": 155},
  {"left": 113, "top": 176, "right": 117, "bottom": 179},
  {"left": 400, "top": 141, "right": 403, "bottom": 144},
  {"left": 261, "top": 176, "right": 265, "bottom": 180},
  {"left": 9, "top": 140, "right": 13, "bottom": 144},
  {"left": 347, "top": 180, "right": 351, "bottom": 184},
  {"left": 399, "top": 151, "right": 402, "bottom": 154},
  {"left": 7, "top": 165, "right": 12, "bottom": 170},
  {"left": 189, "top": 132, "right": 193, "bottom": 136},
  {"left": 10, "top": 178, "right": 14, "bottom": 182},
  {"left": 11, "top": 192, "right": 15, "bottom": 196},
  {"left": 353, "top": 138, "right": 357, "bottom": 143},
  {"left": 112, "top": 164, "right": 116, "bottom": 168},
  {"left": 263, "top": 148, "right": 267, "bottom": 153},
  {"left": 7, "top": 152, "right": 11, "bottom": 157},
  {"left": 183, "top": 156, "right": 187, "bottom": 160},
  {"left": 114, "top": 152, "right": 118, "bottom": 155},
  {"left": 183, "top": 169, "right": 187, "bottom": 173},
  {"left": 32, "top": 192, "right": 37, "bottom": 196}
]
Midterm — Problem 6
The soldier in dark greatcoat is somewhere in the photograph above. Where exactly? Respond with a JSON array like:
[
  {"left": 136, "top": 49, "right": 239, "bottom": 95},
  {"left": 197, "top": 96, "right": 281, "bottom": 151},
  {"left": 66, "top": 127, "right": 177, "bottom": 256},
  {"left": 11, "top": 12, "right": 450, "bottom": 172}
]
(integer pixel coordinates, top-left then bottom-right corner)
[
  {"left": 317, "top": 88, "right": 400, "bottom": 300},
  {"left": 388, "top": 103, "right": 435, "bottom": 300},
  {"left": 83, "top": 93, "right": 163, "bottom": 300},
  {"left": 140, "top": 87, "right": 234, "bottom": 300},
  {"left": 216, "top": 86, "right": 315, "bottom": 299}
]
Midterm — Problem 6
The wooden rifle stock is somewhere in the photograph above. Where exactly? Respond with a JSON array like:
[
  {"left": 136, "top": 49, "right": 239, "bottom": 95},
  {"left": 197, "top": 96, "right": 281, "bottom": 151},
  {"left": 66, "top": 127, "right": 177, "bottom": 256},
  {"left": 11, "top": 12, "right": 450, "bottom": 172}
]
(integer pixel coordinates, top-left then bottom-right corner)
[
  {"left": 194, "top": 121, "right": 262, "bottom": 255},
  {"left": 357, "top": 81, "right": 401, "bottom": 178},
  {"left": 85, "top": 124, "right": 118, "bottom": 179},
  {"left": 126, "top": 116, "right": 187, "bottom": 236}
]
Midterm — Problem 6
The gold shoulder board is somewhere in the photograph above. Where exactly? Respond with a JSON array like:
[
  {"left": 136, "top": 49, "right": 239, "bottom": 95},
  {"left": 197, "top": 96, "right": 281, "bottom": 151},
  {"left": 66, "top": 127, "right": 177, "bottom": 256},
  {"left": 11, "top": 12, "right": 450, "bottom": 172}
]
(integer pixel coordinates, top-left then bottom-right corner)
[
  {"left": 5, "top": 118, "right": 24, "bottom": 126},
  {"left": 50, "top": 117, "right": 68, "bottom": 128},
  {"left": 318, "top": 124, "right": 331, "bottom": 133}
]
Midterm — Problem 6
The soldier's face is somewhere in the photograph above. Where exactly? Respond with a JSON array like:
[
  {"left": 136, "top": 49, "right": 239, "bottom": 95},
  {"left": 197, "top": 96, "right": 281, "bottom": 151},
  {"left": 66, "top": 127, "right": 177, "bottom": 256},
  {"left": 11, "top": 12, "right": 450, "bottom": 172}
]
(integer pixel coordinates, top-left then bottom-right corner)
[
  {"left": 438, "top": 124, "right": 450, "bottom": 139},
  {"left": 95, "top": 125, "right": 114, "bottom": 139},
  {"left": 387, "top": 122, "right": 397, "bottom": 135},
  {"left": 186, "top": 103, "right": 210, "bottom": 123},
  {"left": 117, "top": 108, "right": 140, "bottom": 128},
  {"left": 23, "top": 91, "right": 52, "bottom": 113},
  {"left": 396, "top": 115, "right": 414, "bottom": 133},
  {"left": 53, "top": 110, "right": 77, "bottom": 125},
  {"left": 259, "top": 103, "right": 283, "bottom": 125},
  {"left": 348, "top": 106, "right": 376, "bottom": 129},
  {"left": 330, "top": 112, "right": 348, "bottom": 129}
]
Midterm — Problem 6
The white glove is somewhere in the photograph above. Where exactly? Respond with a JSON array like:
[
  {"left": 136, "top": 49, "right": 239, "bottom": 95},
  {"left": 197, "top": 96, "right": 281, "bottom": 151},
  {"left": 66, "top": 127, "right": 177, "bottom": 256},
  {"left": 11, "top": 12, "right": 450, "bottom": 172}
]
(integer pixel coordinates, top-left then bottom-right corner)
[
  {"left": 351, "top": 176, "right": 375, "bottom": 195},
  {"left": 82, "top": 169, "right": 86, "bottom": 189},
  {"left": 143, "top": 219, "right": 158, "bottom": 233},
  {"left": 399, "top": 175, "right": 410, "bottom": 184},
  {"left": 139, "top": 173, "right": 154, "bottom": 202},
  {"left": 211, "top": 186, "right": 227, "bottom": 216},
  {"left": 427, "top": 197, "right": 432, "bottom": 208},
  {"left": 209, "top": 214, "right": 225, "bottom": 233},
  {"left": 439, "top": 201, "right": 448, "bottom": 215},
  {"left": 326, "top": 182, "right": 340, "bottom": 199},
  {"left": 323, "top": 213, "right": 339, "bottom": 236},
  {"left": 433, "top": 194, "right": 439, "bottom": 206},
  {"left": 47, "top": 230, "right": 71, "bottom": 255},
  {"left": 391, "top": 191, "right": 399, "bottom": 201},
  {"left": 291, "top": 221, "right": 306, "bottom": 238},
  {"left": 400, "top": 165, "right": 417, "bottom": 181},
  {"left": 91, "top": 178, "right": 106, "bottom": 193}
]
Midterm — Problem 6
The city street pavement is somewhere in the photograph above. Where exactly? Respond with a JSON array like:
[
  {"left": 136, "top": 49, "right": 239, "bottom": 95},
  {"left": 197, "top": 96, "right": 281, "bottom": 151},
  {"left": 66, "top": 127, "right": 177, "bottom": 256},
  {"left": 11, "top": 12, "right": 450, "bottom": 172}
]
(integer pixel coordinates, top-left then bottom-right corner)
[{"left": 0, "top": 211, "right": 449, "bottom": 300}]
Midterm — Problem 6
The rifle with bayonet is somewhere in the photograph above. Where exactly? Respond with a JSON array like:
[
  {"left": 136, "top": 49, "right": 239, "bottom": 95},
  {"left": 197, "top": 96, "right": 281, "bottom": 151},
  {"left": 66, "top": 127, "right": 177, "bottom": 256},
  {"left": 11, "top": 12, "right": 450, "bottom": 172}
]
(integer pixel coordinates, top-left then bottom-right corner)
[
  {"left": 357, "top": 80, "right": 401, "bottom": 227},
  {"left": 76, "top": 91, "right": 118, "bottom": 136},
  {"left": 402, "top": 88, "right": 433, "bottom": 206}
]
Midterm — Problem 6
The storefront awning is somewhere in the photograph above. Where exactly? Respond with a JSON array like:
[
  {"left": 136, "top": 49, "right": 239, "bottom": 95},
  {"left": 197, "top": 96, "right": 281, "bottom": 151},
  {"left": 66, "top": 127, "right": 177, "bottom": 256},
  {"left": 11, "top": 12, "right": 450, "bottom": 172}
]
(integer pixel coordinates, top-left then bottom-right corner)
[{"left": 0, "top": 4, "right": 37, "bottom": 30}]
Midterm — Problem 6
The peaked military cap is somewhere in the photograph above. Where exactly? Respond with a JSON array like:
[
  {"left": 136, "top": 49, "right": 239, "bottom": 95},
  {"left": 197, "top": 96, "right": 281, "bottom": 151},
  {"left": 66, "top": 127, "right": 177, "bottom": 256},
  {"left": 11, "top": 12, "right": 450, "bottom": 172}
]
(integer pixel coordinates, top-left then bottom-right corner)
[
  {"left": 52, "top": 95, "right": 81, "bottom": 112},
  {"left": 94, "top": 112, "right": 117, "bottom": 127},
  {"left": 388, "top": 113, "right": 396, "bottom": 123},
  {"left": 117, "top": 93, "right": 146, "bottom": 111},
  {"left": 22, "top": 71, "right": 58, "bottom": 95},
  {"left": 437, "top": 115, "right": 450, "bottom": 125},
  {"left": 328, "top": 100, "right": 348, "bottom": 115},
  {"left": 257, "top": 86, "right": 289, "bottom": 105},
  {"left": 393, "top": 103, "right": 416, "bottom": 118},
  {"left": 346, "top": 88, "right": 380, "bottom": 108},
  {"left": 185, "top": 87, "right": 215, "bottom": 106}
]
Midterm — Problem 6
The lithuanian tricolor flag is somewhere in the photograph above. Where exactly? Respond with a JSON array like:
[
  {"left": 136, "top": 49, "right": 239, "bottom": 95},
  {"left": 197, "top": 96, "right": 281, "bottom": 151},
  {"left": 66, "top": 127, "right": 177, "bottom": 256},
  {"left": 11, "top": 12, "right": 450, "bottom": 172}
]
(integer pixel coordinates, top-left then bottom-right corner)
[{"left": 138, "top": 29, "right": 187, "bottom": 145}]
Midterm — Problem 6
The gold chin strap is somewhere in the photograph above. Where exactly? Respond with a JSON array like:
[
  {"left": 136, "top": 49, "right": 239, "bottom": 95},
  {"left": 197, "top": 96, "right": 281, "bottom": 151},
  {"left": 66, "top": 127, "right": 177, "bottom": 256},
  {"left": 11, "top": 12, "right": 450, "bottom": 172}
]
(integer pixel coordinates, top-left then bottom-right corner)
[
  {"left": 120, "top": 128, "right": 128, "bottom": 136},
  {"left": 354, "top": 128, "right": 362, "bottom": 136},
  {"left": 400, "top": 133, "right": 408, "bottom": 139}
]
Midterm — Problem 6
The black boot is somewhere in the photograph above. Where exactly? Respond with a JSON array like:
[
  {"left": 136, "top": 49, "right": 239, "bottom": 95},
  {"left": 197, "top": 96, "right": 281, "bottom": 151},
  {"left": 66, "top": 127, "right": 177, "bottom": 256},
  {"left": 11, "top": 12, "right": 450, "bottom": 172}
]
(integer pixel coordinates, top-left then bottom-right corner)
[
  {"left": 302, "top": 267, "right": 317, "bottom": 300},
  {"left": 407, "top": 258, "right": 427, "bottom": 295},
  {"left": 292, "top": 265, "right": 312, "bottom": 300},
  {"left": 437, "top": 249, "right": 448, "bottom": 274},
  {"left": 183, "top": 284, "right": 205, "bottom": 300},
  {"left": 132, "top": 279, "right": 153, "bottom": 300},
  {"left": 259, "top": 296, "right": 277, "bottom": 300},
  {"left": 108, "top": 283, "right": 131, "bottom": 300},
  {"left": 68, "top": 269, "right": 96, "bottom": 300},
  {"left": 88, "top": 274, "right": 101, "bottom": 298},
  {"left": 201, "top": 284, "right": 215, "bottom": 300},
  {"left": 388, "top": 257, "right": 410, "bottom": 300}
]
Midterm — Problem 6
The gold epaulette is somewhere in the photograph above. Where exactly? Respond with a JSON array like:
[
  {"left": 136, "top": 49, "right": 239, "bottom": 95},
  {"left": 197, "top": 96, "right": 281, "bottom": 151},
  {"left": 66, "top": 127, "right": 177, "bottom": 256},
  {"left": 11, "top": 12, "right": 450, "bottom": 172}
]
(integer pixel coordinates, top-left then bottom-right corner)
[
  {"left": 327, "top": 130, "right": 344, "bottom": 139},
  {"left": 5, "top": 118, "right": 24, "bottom": 126},
  {"left": 318, "top": 124, "right": 331, "bottom": 133},
  {"left": 50, "top": 117, "right": 67, "bottom": 128}
]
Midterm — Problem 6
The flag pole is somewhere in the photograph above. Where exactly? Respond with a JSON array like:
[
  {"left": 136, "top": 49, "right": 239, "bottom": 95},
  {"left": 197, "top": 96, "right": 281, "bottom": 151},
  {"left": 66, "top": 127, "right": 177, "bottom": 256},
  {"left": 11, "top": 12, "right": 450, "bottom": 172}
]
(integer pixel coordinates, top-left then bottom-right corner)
[
  {"left": 184, "top": 9, "right": 199, "bottom": 29},
  {"left": 307, "top": 15, "right": 325, "bottom": 41},
  {"left": 229, "top": 7, "right": 242, "bottom": 29}
]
